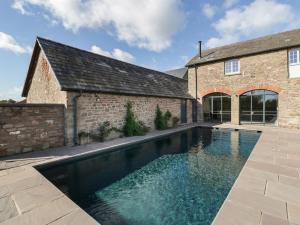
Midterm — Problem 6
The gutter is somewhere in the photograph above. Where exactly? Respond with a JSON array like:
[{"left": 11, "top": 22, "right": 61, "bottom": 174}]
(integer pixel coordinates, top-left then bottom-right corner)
[{"left": 72, "top": 92, "right": 82, "bottom": 145}]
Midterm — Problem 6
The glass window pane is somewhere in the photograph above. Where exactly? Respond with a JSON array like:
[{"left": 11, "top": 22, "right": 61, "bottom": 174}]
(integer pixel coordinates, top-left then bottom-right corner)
[
  {"left": 222, "top": 96, "right": 231, "bottom": 112},
  {"left": 240, "top": 95, "right": 251, "bottom": 123},
  {"left": 252, "top": 95, "right": 264, "bottom": 111},
  {"left": 225, "top": 61, "right": 231, "bottom": 73},
  {"left": 265, "top": 94, "right": 278, "bottom": 123},
  {"left": 232, "top": 60, "right": 239, "bottom": 72},
  {"left": 242, "top": 91, "right": 252, "bottom": 96},
  {"left": 213, "top": 97, "right": 221, "bottom": 113},
  {"left": 203, "top": 97, "right": 211, "bottom": 122},
  {"left": 252, "top": 94, "right": 264, "bottom": 123},
  {"left": 289, "top": 49, "right": 299, "bottom": 64},
  {"left": 222, "top": 96, "right": 231, "bottom": 122},
  {"left": 252, "top": 90, "right": 264, "bottom": 95},
  {"left": 240, "top": 95, "right": 251, "bottom": 112},
  {"left": 252, "top": 114, "right": 264, "bottom": 123},
  {"left": 264, "top": 90, "right": 277, "bottom": 95},
  {"left": 225, "top": 59, "right": 239, "bottom": 74}
]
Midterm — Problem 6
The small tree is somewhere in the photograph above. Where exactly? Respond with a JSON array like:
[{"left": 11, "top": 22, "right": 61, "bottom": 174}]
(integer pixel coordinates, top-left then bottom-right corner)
[
  {"left": 155, "top": 105, "right": 165, "bottom": 130},
  {"left": 163, "top": 110, "right": 172, "bottom": 128},
  {"left": 123, "top": 102, "right": 148, "bottom": 136},
  {"left": 155, "top": 106, "right": 173, "bottom": 130}
]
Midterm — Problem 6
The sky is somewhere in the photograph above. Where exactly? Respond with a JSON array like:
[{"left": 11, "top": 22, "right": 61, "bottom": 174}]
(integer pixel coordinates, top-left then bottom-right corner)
[{"left": 0, "top": 0, "right": 299, "bottom": 100}]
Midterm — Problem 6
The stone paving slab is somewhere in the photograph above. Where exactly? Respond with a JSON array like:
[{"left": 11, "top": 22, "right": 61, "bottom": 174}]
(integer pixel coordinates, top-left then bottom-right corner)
[
  {"left": 212, "top": 124, "right": 300, "bottom": 225},
  {"left": 0, "top": 196, "right": 18, "bottom": 223},
  {"left": 0, "top": 166, "right": 99, "bottom": 225},
  {"left": 266, "top": 181, "right": 300, "bottom": 205},
  {"left": 287, "top": 203, "right": 300, "bottom": 225},
  {"left": 261, "top": 213, "right": 289, "bottom": 225}
]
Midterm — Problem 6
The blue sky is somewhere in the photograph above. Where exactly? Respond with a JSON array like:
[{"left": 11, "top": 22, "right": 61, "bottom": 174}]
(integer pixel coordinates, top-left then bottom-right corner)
[{"left": 0, "top": 0, "right": 299, "bottom": 100}]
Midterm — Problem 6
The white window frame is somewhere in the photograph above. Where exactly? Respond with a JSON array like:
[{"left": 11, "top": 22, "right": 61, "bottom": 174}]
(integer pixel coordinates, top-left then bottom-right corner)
[
  {"left": 288, "top": 48, "right": 300, "bottom": 66},
  {"left": 224, "top": 59, "right": 240, "bottom": 75}
]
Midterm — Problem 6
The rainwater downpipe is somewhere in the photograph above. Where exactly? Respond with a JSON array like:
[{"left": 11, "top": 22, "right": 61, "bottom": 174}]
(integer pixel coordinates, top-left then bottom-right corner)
[
  {"left": 72, "top": 92, "right": 82, "bottom": 145},
  {"left": 194, "top": 41, "right": 202, "bottom": 123},
  {"left": 195, "top": 65, "right": 198, "bottom": 123}
]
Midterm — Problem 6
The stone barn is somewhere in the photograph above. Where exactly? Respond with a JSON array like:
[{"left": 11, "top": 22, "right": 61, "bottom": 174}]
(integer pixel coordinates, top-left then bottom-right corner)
[{"left": 22, "top": 37, "right": 193, "bottom": 145}]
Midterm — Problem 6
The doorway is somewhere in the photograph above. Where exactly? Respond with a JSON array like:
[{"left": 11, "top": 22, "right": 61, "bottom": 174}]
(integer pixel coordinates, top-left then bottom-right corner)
[{"left": 203, "top": 93, "right": 231, "bottom": 123}]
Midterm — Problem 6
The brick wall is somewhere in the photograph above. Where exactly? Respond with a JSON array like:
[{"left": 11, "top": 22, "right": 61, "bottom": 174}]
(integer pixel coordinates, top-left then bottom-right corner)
[
  {"left": 188, "top": 49, "right": 300, "bottom": 128},
  {"left": 0, "top": 104, "right": 65, "bottom": 156},
  {"left": 65, "top": 92, "right": 193, "bottom": 145}
]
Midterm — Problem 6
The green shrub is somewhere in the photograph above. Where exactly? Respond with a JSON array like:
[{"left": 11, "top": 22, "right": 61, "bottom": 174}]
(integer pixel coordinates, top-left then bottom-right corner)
[
  {"left": 123, "top": 102, "right": 148, "bottom": 136},
  {"left": 91, "top": 121, "right": 114, "bottom": 142},
  {"left": 172, "top": 117, "right": 180, "bottom": 127},
  {"left": 155, "top": 106, "right": 173, "bottom": 130},
  {"left": 164, "top": 110, "right": 172, "bottom": 128},
  {"left": 155, "top": 105, "right": 165, "bottom": 130}
]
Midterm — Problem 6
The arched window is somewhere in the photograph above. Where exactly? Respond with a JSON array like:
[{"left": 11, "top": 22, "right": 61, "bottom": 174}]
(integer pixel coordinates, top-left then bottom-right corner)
[
  {"left": 203, "top": 93, "right": 231, "bottom": 123},
  {"left": 240, "top": 90, "right": 278, "bottom": 124}
]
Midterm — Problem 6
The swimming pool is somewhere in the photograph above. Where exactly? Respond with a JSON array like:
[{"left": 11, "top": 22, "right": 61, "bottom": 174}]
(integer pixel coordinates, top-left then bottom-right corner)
[{"left": 38, "top": 127, "right": 260, "bottom": 225}]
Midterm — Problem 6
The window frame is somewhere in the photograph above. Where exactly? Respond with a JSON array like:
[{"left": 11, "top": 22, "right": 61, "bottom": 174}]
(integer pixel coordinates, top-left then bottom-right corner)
[
  {"left": 224, "top": 59, "right": 240, "bottom": 75},
  {"left": 288, "top": 48, "right": 300, "bottom": 66}
]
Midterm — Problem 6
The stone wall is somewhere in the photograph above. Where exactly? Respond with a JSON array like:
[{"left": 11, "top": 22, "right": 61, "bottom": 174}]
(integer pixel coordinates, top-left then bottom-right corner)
[
  {"left": 26, "top": 50, "right": 67, "bottom": 105},
  {"left": 188, "top": 49, "right": 300, "bottom": 128},
  {"left": 0, "top": 104, "right": 65, "bottom": 156},
  {"left": 65, "top": 92, "right": 193, "bottom": 145}
]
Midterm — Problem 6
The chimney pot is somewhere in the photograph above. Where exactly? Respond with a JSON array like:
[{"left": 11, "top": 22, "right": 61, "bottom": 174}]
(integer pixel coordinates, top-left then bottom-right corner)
[{"left": 199, "top": 41, "right": 202, "bottom": 58}]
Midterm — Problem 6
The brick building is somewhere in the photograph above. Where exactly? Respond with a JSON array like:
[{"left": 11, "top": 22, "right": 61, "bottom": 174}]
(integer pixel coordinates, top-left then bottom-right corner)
[
  {"left": 22, "top": 38, "right": 193, "bottom": 145},
  {"left": 186, "top": 28, "right": 300, "bottom": 129}
]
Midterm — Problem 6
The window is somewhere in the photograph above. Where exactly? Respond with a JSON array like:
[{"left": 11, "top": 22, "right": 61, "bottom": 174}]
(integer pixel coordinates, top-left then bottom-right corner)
[
  {"left": 203, "top": 93, "right": 231, "bottom": 123},
  {"left": 225, "top": 59, "right": 240, "bottom": 75},
  {"left": 289, "top": 49, "right": 300, "bottom": 65},
  {"left": 240, "top": 90, "right": 278, "bottom": 124},
  {"left": 288, "top": 48, "right": 300, "bottom": 78}
]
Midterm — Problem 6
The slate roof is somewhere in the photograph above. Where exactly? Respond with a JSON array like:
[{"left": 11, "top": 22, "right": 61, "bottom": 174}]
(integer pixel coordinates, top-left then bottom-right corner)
[
  {"left": 187, "top": 28, "right": 300, "bottom": 67},
  {"left": 165, "top": 68, "right": 188, "bottom": 79},
  {"left": 22, "top": 37, "right": 191, "bottom": 99}
]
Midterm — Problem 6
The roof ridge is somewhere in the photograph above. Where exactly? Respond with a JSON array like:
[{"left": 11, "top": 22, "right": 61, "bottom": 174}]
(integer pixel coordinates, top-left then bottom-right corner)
[
  {"left": 201, "top": 28, "right": 300, "bottom": 53},
  {"left": 36, "top": 36, "right": 187, "bottom": 82},
  {"left": 187, "top": 27, "right": 300, "bottom": 66}
]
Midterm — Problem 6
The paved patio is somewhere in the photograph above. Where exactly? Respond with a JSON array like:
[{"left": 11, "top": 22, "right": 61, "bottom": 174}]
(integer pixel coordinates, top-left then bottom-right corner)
[
  {"left": 212, "top": 124, "right": 300, "bottom": 225},
  {"left": 0, "top": 123, "right": 300, "bottom": 225}
]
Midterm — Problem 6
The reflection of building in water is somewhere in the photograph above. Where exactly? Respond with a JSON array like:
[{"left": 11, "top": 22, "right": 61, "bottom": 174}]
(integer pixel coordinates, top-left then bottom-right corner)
[{"left": 230, "top": 131, "right": 239, "bottom": 159}]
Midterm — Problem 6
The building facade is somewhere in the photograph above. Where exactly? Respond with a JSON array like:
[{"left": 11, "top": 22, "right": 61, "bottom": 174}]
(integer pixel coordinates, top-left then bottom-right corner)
[
  {"left": 187, "top": 29, "right": 300, "bottom": 129},
  {"left": 23, "top": 38, "right": 193, "bottom": 146}
]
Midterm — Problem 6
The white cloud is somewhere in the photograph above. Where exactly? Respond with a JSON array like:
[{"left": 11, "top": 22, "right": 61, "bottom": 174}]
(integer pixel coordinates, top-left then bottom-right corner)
[
  {"left": 91, "top": 45, "right": 135, "bottom": 63},
  {"left": 202, "top": 3, "right": 216, "bottom": 19},
  {"left": 207, "top": 0, "right": 296, "bottom": 48},
  {"left": 223, "top": 0, "right": 239, "bottom": 8},
  {"left": 91, "top": 45, "right": 112, "bottom": 57},
  {"left": 12, "top": 0, "right": 32, "bottom": 15},
  {"left": 0, "top": 32, "right": 32, "bottom": 54},
  {"left": 111, "top": 49, "right": 135, "bottom": 64},
  {"left": 42, "top": 14, "right": 58, "bottom": 26},
  {"left": 12, "top": 0, "right": 186, "bottom": 52},
  {"left": 0, "top": 86, "right": 23, "bottom": 101},
  {"left": 206, "top": 35, "right": 239, "bottom": 49}
]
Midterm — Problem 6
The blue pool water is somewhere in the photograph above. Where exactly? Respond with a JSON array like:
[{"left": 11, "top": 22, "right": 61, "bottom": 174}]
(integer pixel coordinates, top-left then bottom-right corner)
[{"left": 39, "top": 127, "right": 260, "bottom": 225}]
